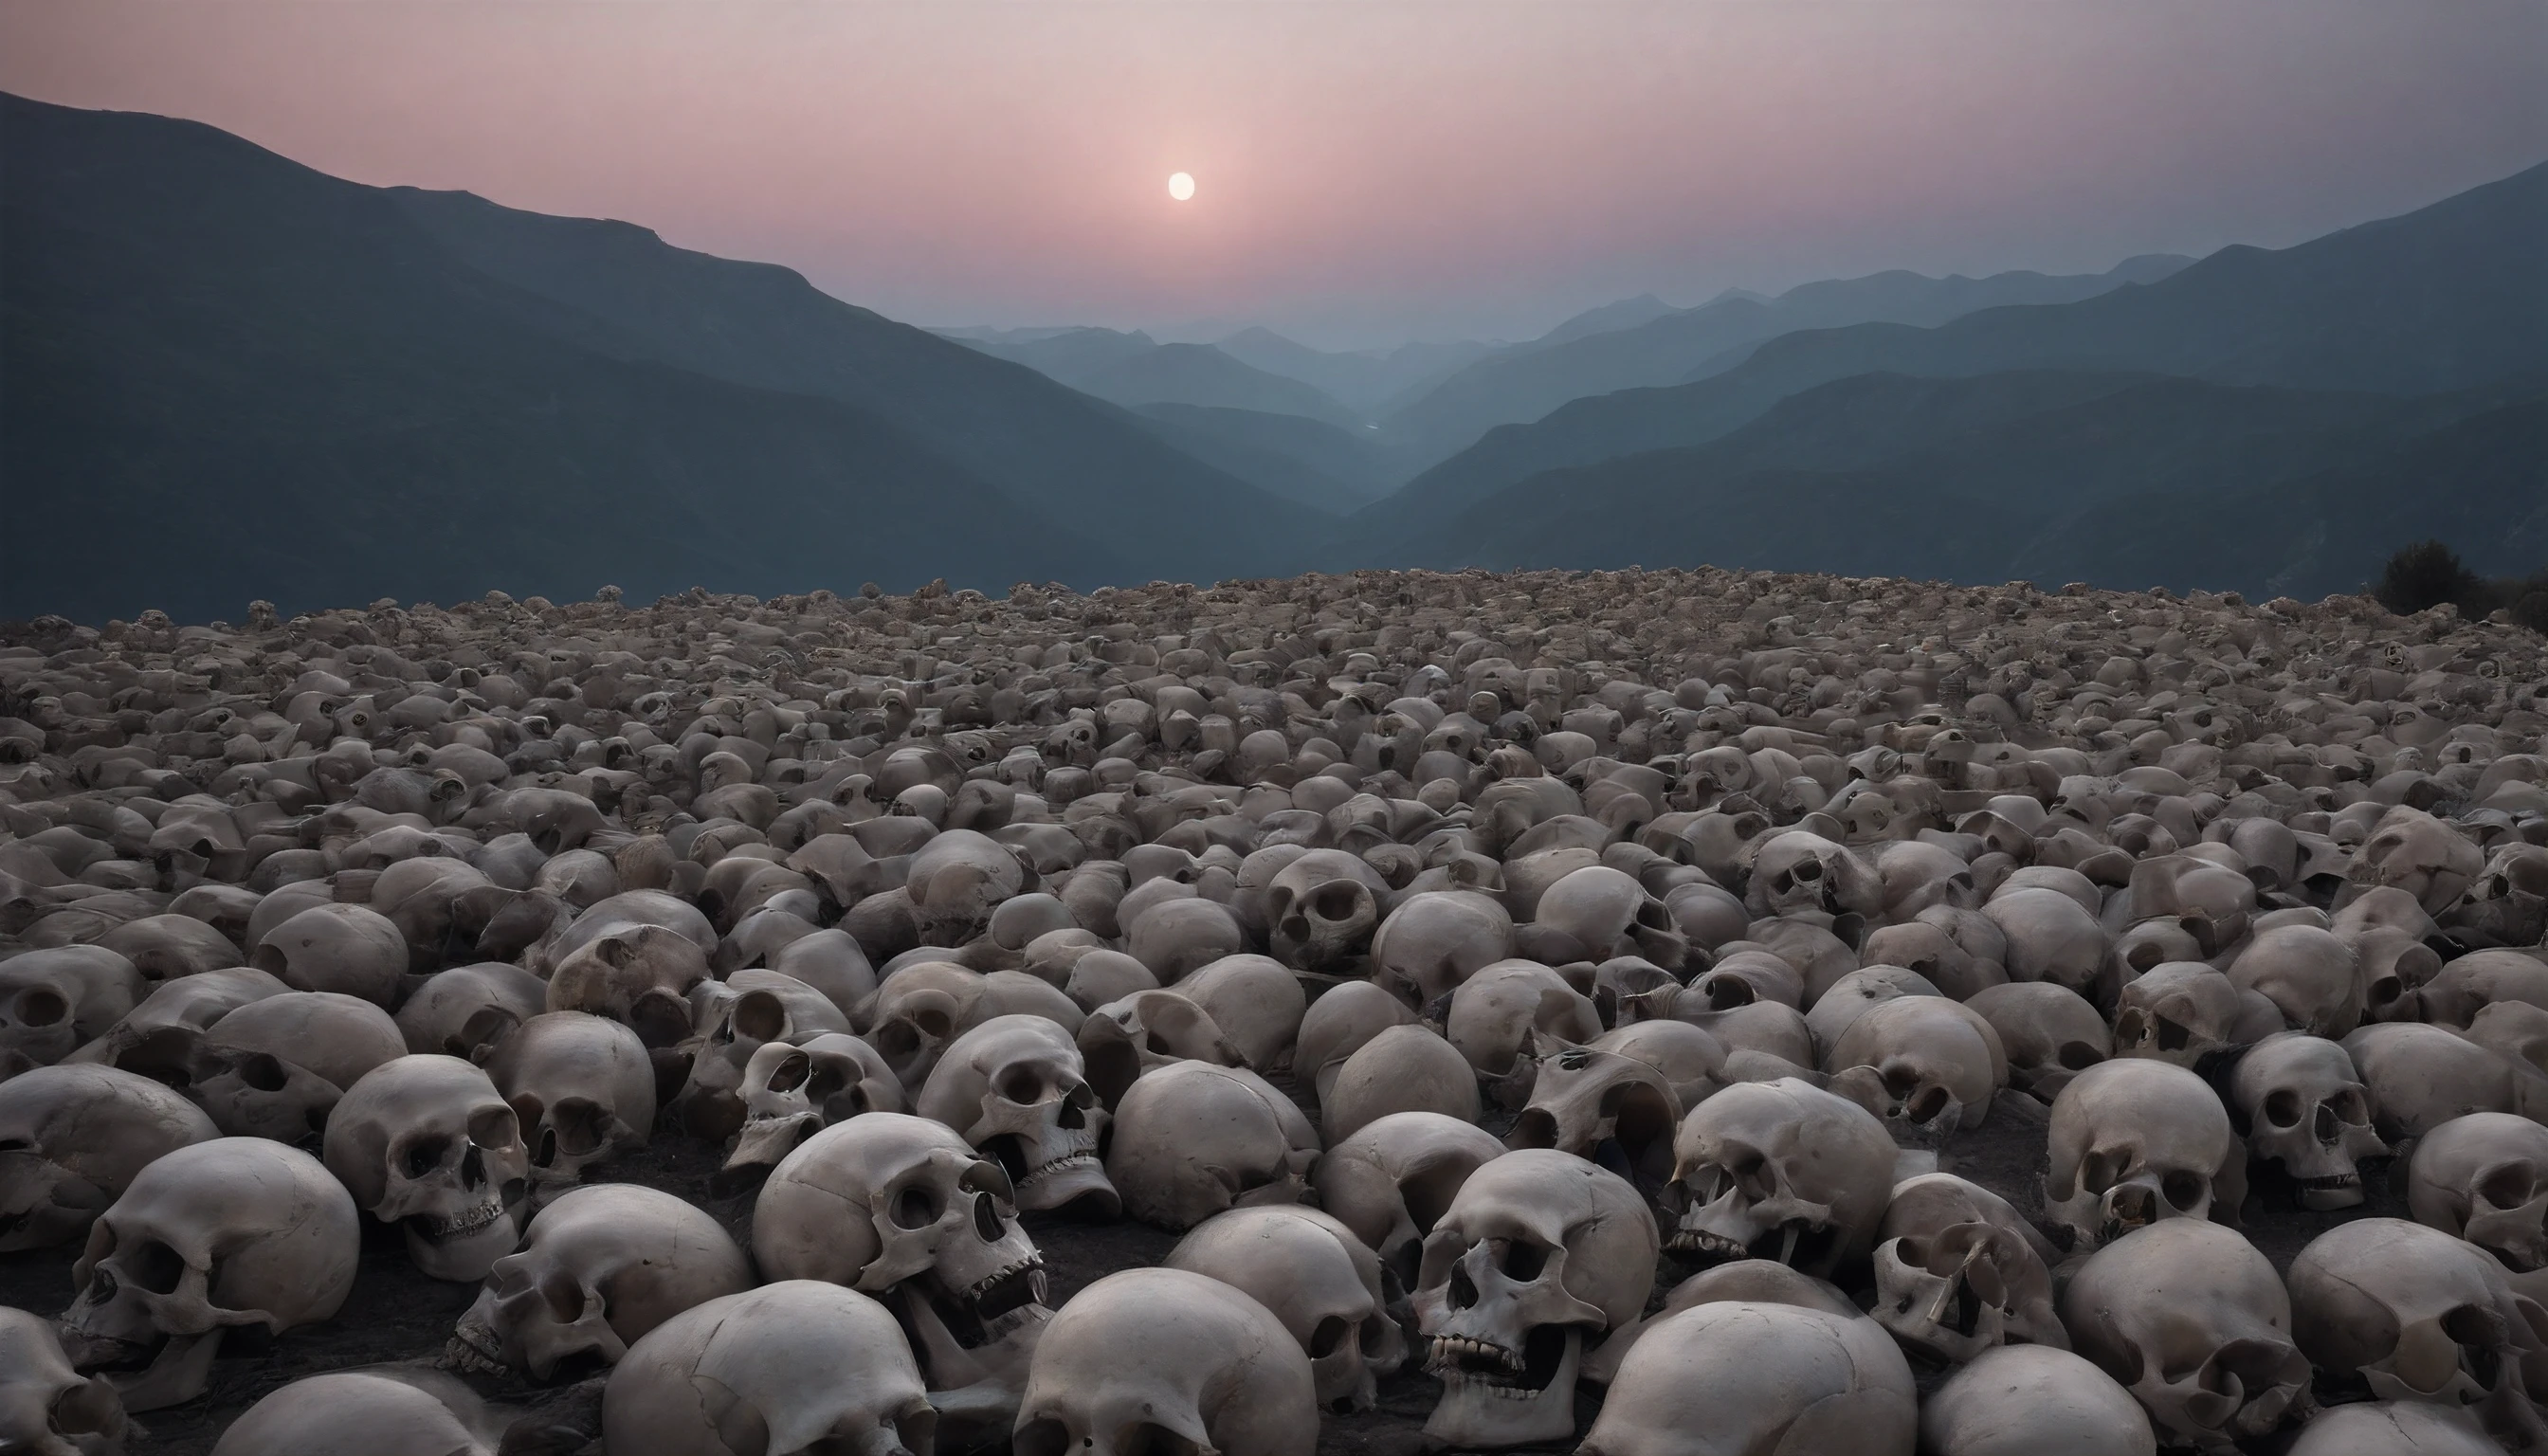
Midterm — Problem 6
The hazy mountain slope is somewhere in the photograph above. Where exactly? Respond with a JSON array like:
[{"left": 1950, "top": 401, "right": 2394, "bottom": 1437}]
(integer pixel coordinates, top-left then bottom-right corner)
[
  {"left": 1, "top": 95, "right": 1126, "bottom": 622},
  {"left": 938, "top": 325, "right": 1364, "bottom": 427},
  {"left": 1130, "top": 405, "right": 1397, "bottom": 515},
  {"left": 1402, "top": 373, "right": 2535, "bottom": 597},
  {"left": 1378, "top": 254, "right": 2195, "bottom": 466},
  {"left": 1368, "top": 161, "right": 2548, "bottom": 536},
  {"left": 388, "top": 193, "right": 1327, "bottom": 576},
  {"left": 1213, "top": 327, "right": 1497, "bottom": 418},
  {"left": 2033, "top": 393, "right": 2548, "bottom": 598}
]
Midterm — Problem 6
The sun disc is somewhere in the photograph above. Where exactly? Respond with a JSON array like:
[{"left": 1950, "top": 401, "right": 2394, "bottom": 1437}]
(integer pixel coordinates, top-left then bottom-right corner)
[{"left": 1168, "top": 172, "right": 1195, "bottom": 202}]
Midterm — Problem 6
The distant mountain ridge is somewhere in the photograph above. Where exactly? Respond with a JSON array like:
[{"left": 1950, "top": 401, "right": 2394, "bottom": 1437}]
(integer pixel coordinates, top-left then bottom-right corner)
[
  {"left": 1374, "top": 254, "right": 2198, "bottom": 469},
  {"left": 0, "top": 93, "right": 1326, "bottom": 621},
  {"left": 1356, "top": 161, "right": 2547, "bottom": 544},
  {"left": 940, "top": 325, "right": 1365, "bottom": 428}
]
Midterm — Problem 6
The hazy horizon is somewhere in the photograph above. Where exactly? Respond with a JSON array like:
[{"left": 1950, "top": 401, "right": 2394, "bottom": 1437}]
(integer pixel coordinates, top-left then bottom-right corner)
[{"left": 5, "top": 1, "right": 2543, "bottom": 351}]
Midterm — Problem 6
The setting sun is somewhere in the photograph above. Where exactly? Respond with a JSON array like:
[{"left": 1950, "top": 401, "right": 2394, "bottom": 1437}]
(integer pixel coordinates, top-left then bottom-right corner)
[{"left": 1167, "top": 171, "right": 1195, "bottom": 202}]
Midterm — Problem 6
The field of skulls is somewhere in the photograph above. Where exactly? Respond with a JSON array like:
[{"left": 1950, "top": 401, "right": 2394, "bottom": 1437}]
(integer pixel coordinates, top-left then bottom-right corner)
[{"left": 4, "top": 566, "right": 2548, "bottom": 1456}]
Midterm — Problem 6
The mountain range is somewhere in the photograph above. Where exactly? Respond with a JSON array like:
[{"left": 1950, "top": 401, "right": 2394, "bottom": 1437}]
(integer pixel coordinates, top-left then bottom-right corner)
[{"left": 3, "top": 90, "right": 2540, "bottom": 622}]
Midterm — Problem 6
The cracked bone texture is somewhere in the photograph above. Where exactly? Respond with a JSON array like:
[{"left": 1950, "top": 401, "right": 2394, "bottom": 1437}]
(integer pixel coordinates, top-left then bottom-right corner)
[{"left": 0, "top": 568, "right": 2543, "bottom": 1453}]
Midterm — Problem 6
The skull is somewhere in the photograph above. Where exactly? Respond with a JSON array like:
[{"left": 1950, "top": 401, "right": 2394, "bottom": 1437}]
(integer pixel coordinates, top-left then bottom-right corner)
[
  {"left": 1533, "top": 865, "right": 1689, "bottom": 970},
  {"left": 673, "top": 969, "right": 854, "bottom": 1139},
  {"left": 1965, "top": 981, "right": 2107, "bottom": 1101},
  {"left": 1076, "top": 988, "right": 1248, "bottom": 1105},
  {"left": 2110, "top": 962, "right": 2271, "bottom": 1069},
  {"left": 1577, "top": 1301, "right": 1917, "bottom": 1456},
  {"left": 1107, "top": 1060, "right": 1321, "bottom": 1230},
  {"left": 483, "top": 1011, "right": 657, "bottom": 1191},
  {"left": 1746, "top": 830, "right": 1884, "bottom": 922},
  {"left": 1295, "top": 981, "right": 1416, "bottom": 1103},
  {"left": 1801, "top": 966, "right": 1941, "bottom": 1056},
  {"left": 2285, "top": 1401, "right": 2501, "bottom": 1456},
  {"left": 753, "top": 1114, "right": 1049, "bottom": 1423},
  {"left": 864, "top": 962, "right": 986, "bottom": 1094},
  {"left": 722, "top": 1032, "right": 904, "bottom": 1186},
  {"left": 2227, "top": 926, "right": 2364, "bottom": 1039},
  {"left": 449, "top": 1183, "right": 753, "bottom": 1379},
  {"left": 1445, "top": 960, "right": 1604, "bottom": 1081},
  {"left": 1166, "top": 1205, "right": 1407, "bottom": 1412},
  {"left": 321, "top": 1053, "right": 532, "bottom": 1281},
  {"left": 1012, "top": 1267, "right": 1318, "bottom": 1456},
  {"left": 1368, "top": 890, "right": 1515, "bottom": 1008},
  {"left": 917, "top": 1014, "right": 1117, "bottom": 1217},
  {"left": 1918, "top": 1346, "right": 2156, "bottom": 1456},
  {"left": 1320, "top": 1022, "right": 1482, "bottom": 1145},
  {"left": 2343, "top": 1023, "right": 2548, "bottom": 1142},
  {"left": 2060, "top": 1219, "right": 2311, "bottom": 1451},
  {"left": 2043, "top": 1059, "right": 2239, "bottom": 1252},
  {"left": 1412, "top": 1149, "right": 1658, "bottom": 1447},
  {"left": 2288, "top": 1217, "right": 2548, "bottom": 1448},
  {"left": 65, "top": 967, "right": 289, "bottom": 1085},
  {"left": 1824, "top": 995, "right": 2008, "bottom": 1136},
  {"left": 1871, "top": 1173, "right": 2067, "bottom": 1365},
  {"left": 904, "top": 828, "right": 1027, "bottom": 946},
  {"left": 0, "top": 1065, "right": 217, "bottom": 1252},
  {"left": 1175, "top": 954, "right": 1307, "bottom": 1075},
  {"left": 248, "top": 902, "right": 408, "bottom": 1006},
  {"left": 187, "top": 991, "right": 406, "bottom": 1145},
  {"left": 2410, "top": 1112, "right": 2548, "bottom": 1276},
  {"left": 393, "top": 961, "right": 547, "bottom": 1062},
  {"left": 2348, "top": 805, "right": 2487, "bottom": 917},
  {"left": 1264, "top": 849, "right": 1390, "bottom": 972},
  {"left": 602, "top": 1282, "right": 937, "bottom": 1456},
  {"left": 207, "top": 1370, "right": 514, "bottom": 1456},
  {"left": 0, "top": 946, "right": 144, "bottom": 1072},
  {"left": 59, "top": 1137, "right": 358, "bottom": 1411},
  {"left": 2229, "top": 1032, "right": 2389, "bottom": 1210},
  {"left": 1505, "top": 1032, "right": 1682, "bottom": 1185},
  {"left": 1309, "top": 1110, "right": 1507, "bottom": 1289},
  {"left": 0, "top": 1305, "right": 126, "bottom": 1456},
  {"left": 1663, "top": 1077, "right": 1896, "bottom": 1275}
]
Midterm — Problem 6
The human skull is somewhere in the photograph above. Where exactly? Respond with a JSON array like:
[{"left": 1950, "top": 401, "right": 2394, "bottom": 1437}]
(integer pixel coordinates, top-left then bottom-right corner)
[
  {"left": 0, "top": 1304, "right": 126, "bottom": 1456},
  {"left": 2043, "top": 1059, "right": 2238, "bottom": 1252},
  {"left": 1107, "top": 1061, "right": 1321, "bottom": 1230},
  {"left": 207, "top": 1370, "right": 514, "bottom": 1456},
  {"left": 1295, "top": 980, "right": 1416, "bottom": 1103},
  {"left": 1167, "top": 1205, "right": 1406, "bottom": 1412},
  {"left": 722, "top": 1032, "right": 904, "bottom": 1185},
  {"left": 673, "top": 970, "right": 853, "bottom": 1139},
  {"left": 2109, "top": 962, "right": 2271, "bottom": 1069},
  {"left": 1412, "top": 1149, "right": 1658, "bottom": 1447},
  {"left": 1309, "top": 1110, "right": 1508, "bottom": 1288},
  {"left": 1965, "top": 981, "right": 2107, "bottom": 1101},
  {"left": 58, "top": 1137, "right": 358, "bottom": 1411},
  {"left": 917, "top": 1013, "right": 1116, "bottom": 1217},
  {"left": 449, "top": 1183, "right": 753, "bottom": 1379},
  {"left": 1918, "top": 1345, "right": 2156, "bottom": 1456},
  {"left": 1824, "top": 995, "right": 2007, "bottom": 1136},
  {"left": 0, "top": 1065, "right": 217, "bottom": 1252},
  {"left": 603, "top": 1281, "right": 937, "bottom": 1456},
  {"left": 2348, "top": 805, "right": 2487, "bottom": 917},
  {"left": 2287, "top": 1217, "right": 2548, "bottom": 1448},
  {"left": 753, "top": 1114, "right": 1049, "bottom": 1421},
  {"left": 2059, "top": 1219, "right": 2310, "bottom": 1451},
  {"left": 393, "top": 962, "right": 548, "bottom": 1061},
  {"left": 1662, "top": 1077, "right": 1896, "bottom": 1276},
  {"left": 482, "top": 1011, "right": 656, "bottom": 1192},
  {"left": 0, "top": 946, "right": 144, "bottom": 1072},
  {"left": 187, "top": 991, "right": 406, "bottom": 1145},
  {"left": 321, "top": 1053, "right": 531, "bottom": 1281},
  {"left": 2343, "top": 1022, "right": 2548, "bottom": 1142},
  {"left": 1264, "top": 849, "right": 1391, "bottom": 972},
  {"left": 1505, "top": 1031, "right": 1683, "bottom": 1185},
  {"left": 1870, "top": 1173, "right": 2067, "bottom": 1364},
  {"left": 2229, "top": 1032, "right": 2388, "bottom": 1210},
  {"left": 1012, "top": 1266, "right": 1318, "bottom": 1456},
  {"left": 1368, "top": 891, "right": 1515, "bottom": 1008},
  {"left": 1576, "top": 1300, "right": 1918, "bottom": 1456},
  {"left": 1747, "top": 830, "right": 1884, "bottom": 922},
  {"left": 2227, "top": 926, "right": 2365, "bottom": 1039},
  {"left": 2409, "top": 1112, "right": 2548, "bottom": 1277},
  {"left": 1320, "top": 1023, "right": 1483, "bottom": 1145}
]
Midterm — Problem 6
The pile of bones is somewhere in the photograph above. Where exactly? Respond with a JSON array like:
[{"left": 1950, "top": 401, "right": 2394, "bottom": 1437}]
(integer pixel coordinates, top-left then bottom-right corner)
[{"left": 4, "top": 565, "right": 2548, "bottom": 1456}]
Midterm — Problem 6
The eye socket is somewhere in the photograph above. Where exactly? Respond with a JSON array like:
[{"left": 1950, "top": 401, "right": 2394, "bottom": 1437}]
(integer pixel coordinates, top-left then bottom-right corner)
[
  {"left": 997, "top": 1066, "right": 1045, "bottom": 1104},
  {"left": 893, "top": 1185, "right": 942, "bottom": 1230},
  {"left": 2263, "top": 1091, "right": 2303, "bottom": 1128},
  {"left": 1499, "top": 1239, "right": 1548, "bottom": 1282},
  {"left": 124, "top": 1238, "right": 188, "bottom": 1295},
  {"left": 404, "top": 1136, "right": 452, "bottom": 1178},
  {"left": 2481, "top": 1164, "right": 2538, "bottom": 1209},
  {"left": 2161, "top": 1171, "right": 2207, "bottom": 1211}
]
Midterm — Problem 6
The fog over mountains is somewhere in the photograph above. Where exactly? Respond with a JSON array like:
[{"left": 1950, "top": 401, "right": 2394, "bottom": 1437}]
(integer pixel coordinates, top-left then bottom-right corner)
[{"left": 4, "top": 91, "right": 2541, "bottom": 623}]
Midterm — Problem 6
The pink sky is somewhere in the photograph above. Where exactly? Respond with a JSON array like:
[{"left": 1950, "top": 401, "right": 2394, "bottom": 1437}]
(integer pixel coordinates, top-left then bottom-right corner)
[{"left": 4, "top": 1, "right": 2542, "bottom": 349}]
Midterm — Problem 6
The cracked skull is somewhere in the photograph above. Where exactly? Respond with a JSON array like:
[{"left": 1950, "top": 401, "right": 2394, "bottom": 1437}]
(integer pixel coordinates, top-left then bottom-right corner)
[
  {"left": 321, "top": 1053, "right": 531, "bottom": 1282},
  {"left": 918, "top": 1013, "right": 1116, "bottom": 1217}
]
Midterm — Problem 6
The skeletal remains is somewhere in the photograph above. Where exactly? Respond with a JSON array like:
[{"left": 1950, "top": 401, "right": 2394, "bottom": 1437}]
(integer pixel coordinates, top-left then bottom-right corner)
[{"left": 0, "top": 566, "right": 2542, "bottom": 1453}]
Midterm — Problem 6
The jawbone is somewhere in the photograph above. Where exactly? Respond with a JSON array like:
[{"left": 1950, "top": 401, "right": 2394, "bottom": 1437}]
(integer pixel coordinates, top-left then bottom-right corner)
[{"left": 1422, "top": 1325, "right": 1581, "bottom": 1448}]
